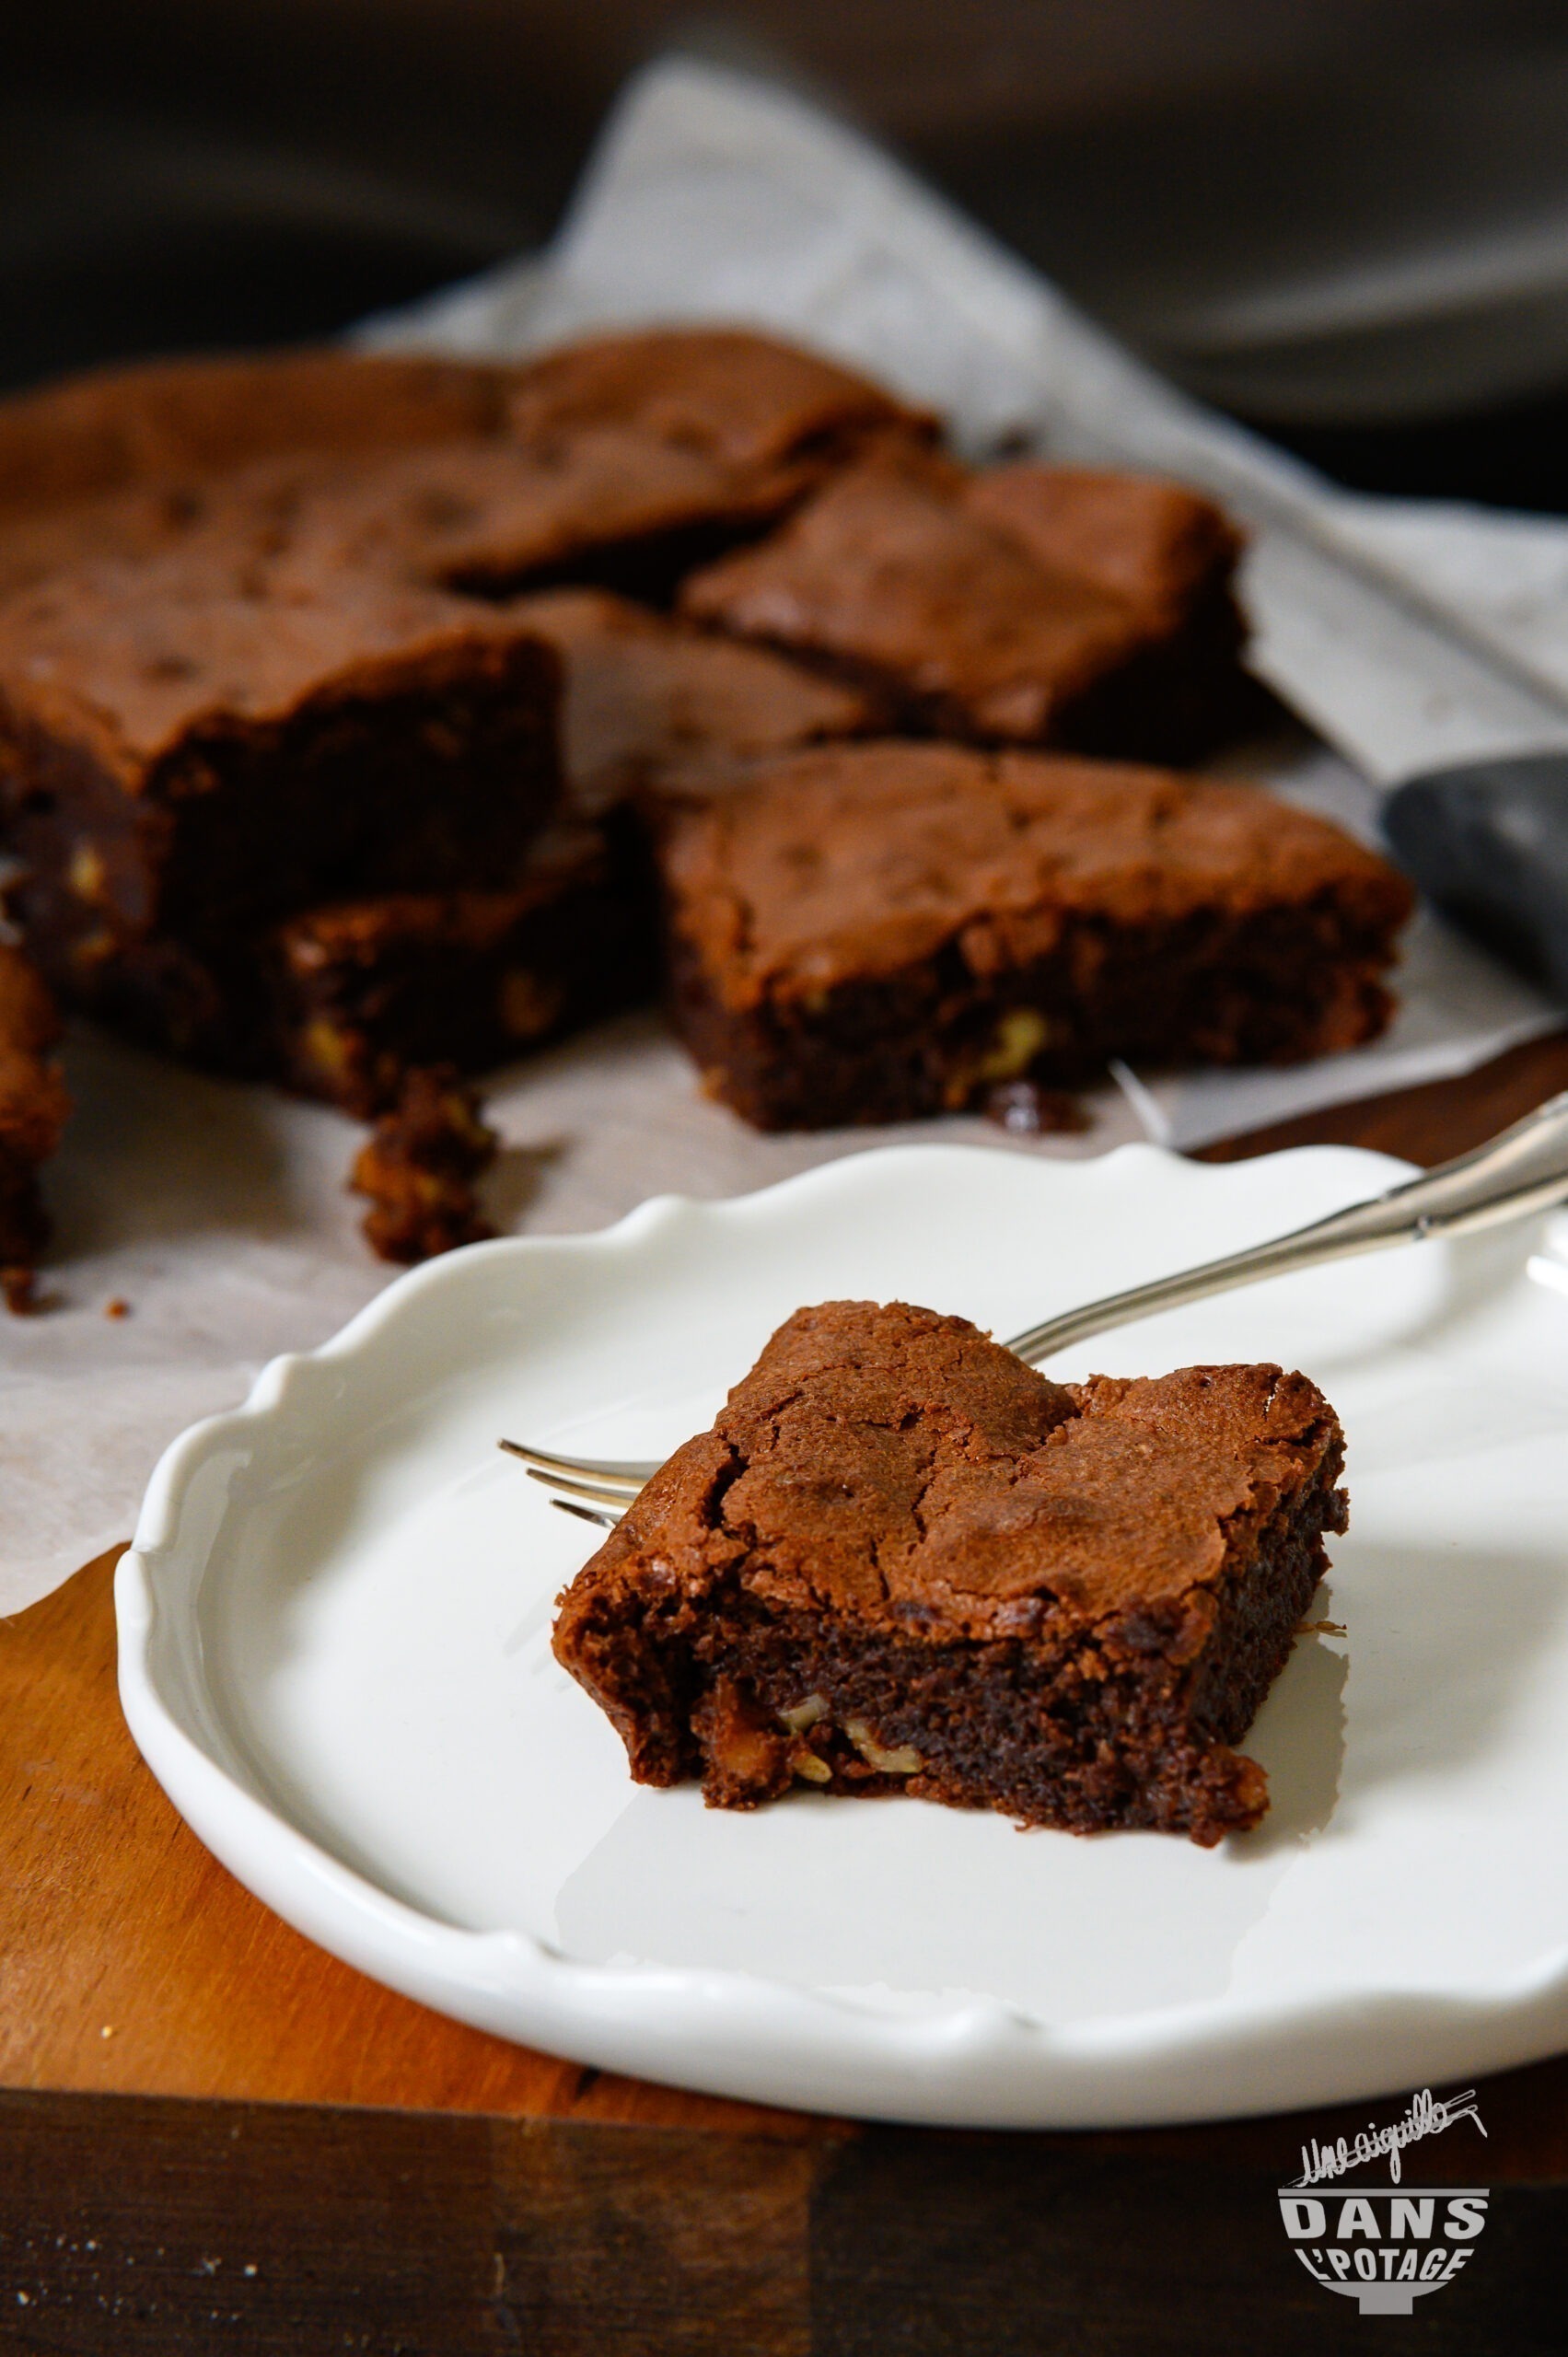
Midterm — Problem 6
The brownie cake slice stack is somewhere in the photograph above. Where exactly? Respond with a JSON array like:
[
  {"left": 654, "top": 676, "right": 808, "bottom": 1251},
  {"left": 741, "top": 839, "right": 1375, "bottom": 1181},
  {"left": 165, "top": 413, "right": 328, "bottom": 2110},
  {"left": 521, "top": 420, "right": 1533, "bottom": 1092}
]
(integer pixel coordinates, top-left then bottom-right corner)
[
  {"left": 0, "top": 544, "right": 564, "bottom": 1071},
  {"left": 553, "top": 1299, "right": 1349, "bottom": 1844},
  {"left": 264, "top": 591, "right": 880, "bottom": 1116}
]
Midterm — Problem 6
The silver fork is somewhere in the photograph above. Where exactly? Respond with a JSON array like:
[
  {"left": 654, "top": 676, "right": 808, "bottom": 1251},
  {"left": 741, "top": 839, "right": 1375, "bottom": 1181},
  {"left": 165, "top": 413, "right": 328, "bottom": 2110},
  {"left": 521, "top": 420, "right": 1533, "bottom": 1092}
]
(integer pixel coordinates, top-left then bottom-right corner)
[{"left": 502, "top": 1088, "right": 1568, "bottom": 1527}]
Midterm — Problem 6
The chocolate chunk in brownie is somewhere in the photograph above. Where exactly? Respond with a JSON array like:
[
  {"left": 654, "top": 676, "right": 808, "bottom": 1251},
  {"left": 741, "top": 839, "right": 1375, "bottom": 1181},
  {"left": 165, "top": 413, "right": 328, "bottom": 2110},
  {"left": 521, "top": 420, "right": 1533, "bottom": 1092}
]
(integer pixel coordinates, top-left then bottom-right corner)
[
  {"left": 0, "top": 941, "right": 70, "bottom": 1311},
  {"left": 351, "top": 1065, "right": 498, "bottom": 1264},
  {"left": 508, "top": 587, "right": 880, "bottom": 815},
  {"left": 679, "top": 446, "right": 1255, "bottom": 761},
  {"left": 0, "top": 544, "right": 563, "bottom": 1067},
  {"left": 651, "top": 741, "right": 1414, "bottom": 1131},
  {"left": 552, "top": 1300, "right": 1348, "bottom": 1843},
  {"left": 271, "top": 824, "right": 653, "bottom": 1117}
]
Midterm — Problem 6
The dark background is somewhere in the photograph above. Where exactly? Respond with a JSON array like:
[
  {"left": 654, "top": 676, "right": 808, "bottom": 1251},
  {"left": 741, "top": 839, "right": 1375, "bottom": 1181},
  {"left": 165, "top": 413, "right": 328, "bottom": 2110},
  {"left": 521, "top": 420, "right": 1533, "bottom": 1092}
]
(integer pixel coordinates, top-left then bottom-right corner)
[{"left": 10, "top": 0, "right": 1568, "bottom": 506}]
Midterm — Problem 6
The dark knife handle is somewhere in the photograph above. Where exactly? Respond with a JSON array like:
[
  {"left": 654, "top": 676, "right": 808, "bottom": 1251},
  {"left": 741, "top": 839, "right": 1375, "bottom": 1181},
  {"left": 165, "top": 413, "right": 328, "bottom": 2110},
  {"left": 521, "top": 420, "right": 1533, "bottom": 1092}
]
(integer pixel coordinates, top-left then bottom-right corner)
[{"left": 1384, "top": 753, "right": 1568, "bottom": 1003}]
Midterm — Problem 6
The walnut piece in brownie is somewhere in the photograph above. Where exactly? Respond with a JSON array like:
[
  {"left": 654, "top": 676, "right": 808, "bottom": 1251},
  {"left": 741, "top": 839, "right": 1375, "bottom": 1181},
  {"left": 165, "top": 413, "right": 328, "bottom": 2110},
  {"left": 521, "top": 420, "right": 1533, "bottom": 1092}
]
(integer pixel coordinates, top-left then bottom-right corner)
[
  {"left": 0, "top": 941, "right": 70, "bottom": 1312},
  {"left": 679, "top": 447, "right": 1253, "bottom": 761},
  {"left": 552, "top": 1300, "right": 1348, "bottom": 1844},
  {"left": 0, "top": 546, "right": 563, "bottom": 1069},
  {"left": 652, "top": 740, "right": 1415, "bottom": 1130},
  {"left": 271, "top": 825, "right": 652, "bottom": 1118},
  {"left": 351, "top": 1066, "right": 498, "bottom": 1264}
]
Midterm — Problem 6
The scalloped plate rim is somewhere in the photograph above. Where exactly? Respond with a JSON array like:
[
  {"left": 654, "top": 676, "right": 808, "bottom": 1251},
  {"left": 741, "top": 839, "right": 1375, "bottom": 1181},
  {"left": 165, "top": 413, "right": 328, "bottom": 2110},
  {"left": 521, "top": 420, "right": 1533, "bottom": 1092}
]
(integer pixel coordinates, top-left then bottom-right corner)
[{"left": 113, "top": 1137, "right": 1568, "bottom": 2128}]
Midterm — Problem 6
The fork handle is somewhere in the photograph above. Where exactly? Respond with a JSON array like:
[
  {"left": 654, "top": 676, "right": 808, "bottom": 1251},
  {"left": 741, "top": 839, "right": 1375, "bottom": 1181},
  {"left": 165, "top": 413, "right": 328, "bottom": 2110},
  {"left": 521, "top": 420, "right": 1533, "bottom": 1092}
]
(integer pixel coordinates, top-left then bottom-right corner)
[{"left": 1003, "top": 1088, "right": 1568, "bottom": 1365}]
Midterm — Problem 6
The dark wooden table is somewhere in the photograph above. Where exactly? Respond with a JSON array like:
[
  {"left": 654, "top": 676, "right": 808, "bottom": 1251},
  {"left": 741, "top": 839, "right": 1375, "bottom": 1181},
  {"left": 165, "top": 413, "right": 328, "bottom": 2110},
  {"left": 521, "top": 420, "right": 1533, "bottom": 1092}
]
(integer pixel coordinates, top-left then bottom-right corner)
[{"left": 5, "top": 1032, "right": 1568, "bottom": 2354}]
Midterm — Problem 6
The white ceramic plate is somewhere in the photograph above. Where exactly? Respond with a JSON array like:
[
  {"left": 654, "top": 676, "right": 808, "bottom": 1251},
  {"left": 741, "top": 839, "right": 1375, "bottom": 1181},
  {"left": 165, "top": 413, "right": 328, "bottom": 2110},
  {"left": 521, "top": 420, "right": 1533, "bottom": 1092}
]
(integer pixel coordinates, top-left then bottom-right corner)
[{"left": 116, "top": 1141, "right": 1568, "bottom": 2127}]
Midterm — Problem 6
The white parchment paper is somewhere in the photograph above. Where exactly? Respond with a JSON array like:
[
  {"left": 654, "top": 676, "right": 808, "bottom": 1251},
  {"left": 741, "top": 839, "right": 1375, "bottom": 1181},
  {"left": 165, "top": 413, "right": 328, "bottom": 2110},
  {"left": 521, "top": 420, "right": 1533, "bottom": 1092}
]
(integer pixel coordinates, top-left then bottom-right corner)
[{"left": 4, "top": 57, "right": 1564, "bottom": 1611}]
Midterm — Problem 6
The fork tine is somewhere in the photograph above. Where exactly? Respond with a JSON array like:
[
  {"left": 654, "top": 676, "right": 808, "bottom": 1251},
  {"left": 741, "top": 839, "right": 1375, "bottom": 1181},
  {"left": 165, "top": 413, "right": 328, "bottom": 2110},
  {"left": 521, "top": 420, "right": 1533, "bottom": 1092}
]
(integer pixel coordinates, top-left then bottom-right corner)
[
  {"left": 497, "top": 1436, "right": 649, "bottom": 1493},
  {"left": 525, "top": 1465, "right": 641, "bottom": 1507},
  {"left": 551, "top": 1495, "right": 624, "bottom": 1530}
]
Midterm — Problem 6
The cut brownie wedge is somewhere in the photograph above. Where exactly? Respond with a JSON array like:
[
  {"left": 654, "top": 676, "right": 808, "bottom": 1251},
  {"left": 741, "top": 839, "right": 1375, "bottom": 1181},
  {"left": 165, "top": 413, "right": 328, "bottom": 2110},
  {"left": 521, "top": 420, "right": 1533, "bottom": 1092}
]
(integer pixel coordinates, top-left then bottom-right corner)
[
  {"left": 270, "top": 825, "right": 652, "bottom": 1117},
  {"left": 961, "top": 464, "right": 1243, "bottom": 621},
  {"left": 0, "top": 546, "right": 563, "bottom": 1066},
  {"left": 501, "top": 328, "right": 935, "bottom": 476},
  {"left": 679, "top": 447, "right": 1151, "bottom": 743},
  {"left": 679, "top": 447, "right": 1253, "bottom": 760},
  {"left": 960, "top": 463, "right": 1259, "bottom": 758},
  {"left": 652, "top": 740, "right": 1415, "bottom": 1130},
  {"left": 552, "top": 1301, "right": 1348, "bottom": 1844}
]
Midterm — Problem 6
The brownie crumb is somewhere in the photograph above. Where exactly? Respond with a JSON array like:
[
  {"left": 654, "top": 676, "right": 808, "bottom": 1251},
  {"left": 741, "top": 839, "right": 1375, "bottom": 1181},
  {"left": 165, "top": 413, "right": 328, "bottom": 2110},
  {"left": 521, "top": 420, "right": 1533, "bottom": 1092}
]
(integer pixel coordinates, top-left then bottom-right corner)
[
  {"left": 983, "top": 1078, "right": 1089, "bottom": 1135},
  {"left": 351, "top": 1066, "right": 498, "bottom": 1264},
  {"left": 2, "top": 1265, "right": 39, "bottom": 1314}
]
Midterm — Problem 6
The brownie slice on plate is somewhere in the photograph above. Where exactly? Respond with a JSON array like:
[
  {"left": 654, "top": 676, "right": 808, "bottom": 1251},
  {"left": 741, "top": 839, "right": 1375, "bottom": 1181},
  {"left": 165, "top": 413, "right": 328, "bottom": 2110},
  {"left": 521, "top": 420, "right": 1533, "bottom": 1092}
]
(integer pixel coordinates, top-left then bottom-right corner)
[
  {"left": 0, "top": 544, "right": 563, "bottom": 1068},
  {"left": 652, "top": 740, "right": 1414, "bottom": 1130},
  {"left": 0, "top": 941, "right": 70, "bottom": 1312},
  {"left": 552, "top": 1300, "right": 1348, "bottom": 1844}
]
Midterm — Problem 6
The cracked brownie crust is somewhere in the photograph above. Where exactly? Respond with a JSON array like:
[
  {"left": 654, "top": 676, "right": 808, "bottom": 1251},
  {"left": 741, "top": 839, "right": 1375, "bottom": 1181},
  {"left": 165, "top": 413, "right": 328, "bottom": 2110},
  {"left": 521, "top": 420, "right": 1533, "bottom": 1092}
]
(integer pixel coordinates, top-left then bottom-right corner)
[{"left": 552, "top": 1299, "right": 1348, "bottom": 1845}]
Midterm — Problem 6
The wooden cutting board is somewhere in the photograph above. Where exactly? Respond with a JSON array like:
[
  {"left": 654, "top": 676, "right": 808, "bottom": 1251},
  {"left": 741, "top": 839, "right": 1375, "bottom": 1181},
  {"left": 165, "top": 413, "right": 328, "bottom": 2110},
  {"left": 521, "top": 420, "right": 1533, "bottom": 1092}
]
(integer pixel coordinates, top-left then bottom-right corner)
[{"left": 4, "top": 1031, "right": 1568, "bottom": 2354}]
